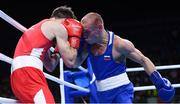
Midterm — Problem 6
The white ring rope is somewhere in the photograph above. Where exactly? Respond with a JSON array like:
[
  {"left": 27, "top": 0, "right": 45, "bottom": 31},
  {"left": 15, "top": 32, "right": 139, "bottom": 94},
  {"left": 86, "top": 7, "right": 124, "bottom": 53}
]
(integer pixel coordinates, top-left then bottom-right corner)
[
  {"left": 0, "top": 53, "right": 90, "bottom": 92},
  {"left": 59, "top": 58, "right": 65, "bottom": 103},
  {"left": 1, "top": 52, "right": 180, "bottom": 92},
  {"left": 0, "top": 9, "right": 87, "bottom": 73},
  {"left": 0, "top": 9, "right": 90, "bottom": 103},
  {"left": 0, "top": 10, "right": 27, "bottom": 32},
  {"left": 134, "top": 83, "right": 180, "bottom": 91},
  {"left": 127, "top": 65, "right": 180, "bottom": 72},
  {"left": 1, "top": 84, "right": 180, "bottom": 103},
  {"left": 0, "top": 97, "right": 19, "bottom": 103},
  {"left": 1, "top": 9, "right": 180, "bottom": 103}
]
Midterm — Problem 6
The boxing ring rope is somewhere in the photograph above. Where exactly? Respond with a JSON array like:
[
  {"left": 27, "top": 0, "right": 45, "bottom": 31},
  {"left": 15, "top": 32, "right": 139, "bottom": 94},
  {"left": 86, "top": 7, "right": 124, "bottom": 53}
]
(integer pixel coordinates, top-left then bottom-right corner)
[
  {"left": 0, "top": 9, "right": 90, "bottom": 103},
  {"left": 1, "top": 52, "right": 180, "bottom": 90},
  {"left": 0, "top": 97, "right": 18, "bottom": 103},
  {"left": 59, "top": 58, "right": 65, "bottom": 103},
  {"left": 0, "top": 53, "right": 89, "bottom": 93},
  {"left": 127, "top": 65, "right": 180, "bottom": 72},
  {"left": 0, "top": 10, "right": 27, "bottom": 32},
  {"left": 1, "top": 9, "right": 180, "bottom": 103},
  {"left": 0, "top": 10, "right": 87, "bottom": 73},
  {"left": 0, "top": 53, "right": 180, "bottom": 92},
  {"left": 0, "top": 8, "right": 89, "bottom": 92},
  {"left": 0, "top": 53, "right": 180, "bottom": 103},
  {"left": 134, "top": 84, "right": 180, "bottom": 91}
]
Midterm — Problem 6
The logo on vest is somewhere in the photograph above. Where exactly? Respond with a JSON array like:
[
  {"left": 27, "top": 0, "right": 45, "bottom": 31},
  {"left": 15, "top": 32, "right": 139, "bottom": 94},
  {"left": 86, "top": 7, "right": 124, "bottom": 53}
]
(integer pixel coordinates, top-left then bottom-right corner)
[{"left": 104, "top": 55, "right": 111, "bottom": 61}]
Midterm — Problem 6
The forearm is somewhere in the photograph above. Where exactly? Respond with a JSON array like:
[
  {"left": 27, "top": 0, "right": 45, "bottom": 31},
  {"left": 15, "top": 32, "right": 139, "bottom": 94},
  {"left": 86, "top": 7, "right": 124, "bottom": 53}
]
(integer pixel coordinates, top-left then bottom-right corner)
[
  {"left": 123, "top": 39, "right": 174, "bottom": 102},
  {"left": 140, "top": 57, "right": 175, "bottom": 102},
  {"left": 149, "top": 67, "right": 175, "bottom": 102},
  {"left": 141, "top": 56, "right": 156, "bottom": 76},
  {"left": 60, "top": 47, "right": 78, "bottom": 68},
  {"left": 43, "top": 51, "right": 60, "bottom": 72},
  {"left": 73, "top": 57, "right": 84, "bottom": 68},
  {"left": 142, "top": 57, "right": 175, "bottom": 102},
  {"left": 73, "top": 51, "right": 88, "bottom": 68}
]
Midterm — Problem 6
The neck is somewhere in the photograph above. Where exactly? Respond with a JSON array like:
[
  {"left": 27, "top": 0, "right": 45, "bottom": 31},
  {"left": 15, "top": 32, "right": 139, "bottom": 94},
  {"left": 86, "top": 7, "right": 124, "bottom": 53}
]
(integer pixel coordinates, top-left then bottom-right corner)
[{"left": 92, "top": 30, "right": 108, "bottom": 56}]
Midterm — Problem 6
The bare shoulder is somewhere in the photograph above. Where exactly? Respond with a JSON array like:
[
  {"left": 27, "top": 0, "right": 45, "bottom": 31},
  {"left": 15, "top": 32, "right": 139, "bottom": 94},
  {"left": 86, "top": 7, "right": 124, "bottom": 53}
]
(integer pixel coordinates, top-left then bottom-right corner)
[
  {"left": 114, "top": 35, "right": 134, "bottom": 48},
  {"left": 41, "top": 19, "right": 67, "bottom": 39},
  {"left": 41, "top": 20, "right": 64, "bottom": 31},
  {"left": 114, "top": 35, "right": 135, "bottom": 55}
]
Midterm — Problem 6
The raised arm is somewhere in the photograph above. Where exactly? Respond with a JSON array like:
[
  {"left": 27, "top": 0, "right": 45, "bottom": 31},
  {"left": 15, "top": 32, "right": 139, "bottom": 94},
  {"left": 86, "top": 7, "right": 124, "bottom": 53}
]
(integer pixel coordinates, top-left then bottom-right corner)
[{"left": 51, "top": 19, "right": 83, "bottom": 68}]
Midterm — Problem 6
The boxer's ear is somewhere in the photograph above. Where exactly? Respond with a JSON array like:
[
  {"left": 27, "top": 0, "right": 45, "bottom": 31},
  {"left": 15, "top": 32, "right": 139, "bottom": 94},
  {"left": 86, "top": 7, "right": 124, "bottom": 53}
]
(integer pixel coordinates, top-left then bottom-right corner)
[{"left": 97, "top": 24, "right": 103, "bottom": 30}]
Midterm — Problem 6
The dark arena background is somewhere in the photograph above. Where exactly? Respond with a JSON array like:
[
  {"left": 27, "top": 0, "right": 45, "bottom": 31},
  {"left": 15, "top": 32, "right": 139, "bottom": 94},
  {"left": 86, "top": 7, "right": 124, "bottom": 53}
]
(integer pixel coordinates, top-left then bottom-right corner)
[{"left": 0, "top": 0, "right": 180, "bottom": 103}]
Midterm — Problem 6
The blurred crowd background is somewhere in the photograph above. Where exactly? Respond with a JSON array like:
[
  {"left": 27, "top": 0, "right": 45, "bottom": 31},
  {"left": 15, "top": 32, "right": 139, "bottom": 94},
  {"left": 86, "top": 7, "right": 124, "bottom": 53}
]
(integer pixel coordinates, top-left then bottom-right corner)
[{"left": 0, "top": 0, "right": 180, "bottom": 103}]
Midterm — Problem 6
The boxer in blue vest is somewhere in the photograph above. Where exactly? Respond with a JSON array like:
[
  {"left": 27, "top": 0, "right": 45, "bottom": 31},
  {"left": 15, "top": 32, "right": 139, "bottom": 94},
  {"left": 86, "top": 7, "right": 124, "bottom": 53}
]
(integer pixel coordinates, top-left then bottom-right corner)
[{"left": 73, "top": 12, "right": 175, "bottom": 103}]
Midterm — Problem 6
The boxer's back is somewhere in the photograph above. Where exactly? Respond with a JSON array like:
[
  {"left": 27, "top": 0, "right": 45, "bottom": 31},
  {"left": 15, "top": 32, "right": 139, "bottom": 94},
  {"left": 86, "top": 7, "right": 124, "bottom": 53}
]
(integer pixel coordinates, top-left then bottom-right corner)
[{"left": 13, "top": 19, "right": 54, "bottom": 60}]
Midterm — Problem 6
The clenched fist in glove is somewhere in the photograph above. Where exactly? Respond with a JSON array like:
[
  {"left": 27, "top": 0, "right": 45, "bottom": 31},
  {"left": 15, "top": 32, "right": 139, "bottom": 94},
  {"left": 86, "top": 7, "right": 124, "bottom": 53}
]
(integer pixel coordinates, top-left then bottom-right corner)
[
  {"left": 63, "top": 18, "right": 83, "bottom": 49},
  {"left": 150, "top": 70, "right": 175, "bottom": 102}
]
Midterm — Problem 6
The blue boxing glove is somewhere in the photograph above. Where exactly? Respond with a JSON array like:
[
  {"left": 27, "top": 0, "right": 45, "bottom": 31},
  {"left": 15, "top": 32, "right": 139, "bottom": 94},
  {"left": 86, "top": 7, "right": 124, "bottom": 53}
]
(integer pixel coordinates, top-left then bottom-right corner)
[{"left": 150, "top": 70, "right": 175, "bottom": 102}]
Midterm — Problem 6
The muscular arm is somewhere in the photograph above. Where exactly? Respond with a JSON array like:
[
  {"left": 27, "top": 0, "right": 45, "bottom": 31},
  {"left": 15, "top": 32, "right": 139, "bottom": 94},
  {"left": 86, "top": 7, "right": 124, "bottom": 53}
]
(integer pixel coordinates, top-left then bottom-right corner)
[
  {"left": 72, "top": 42, "right": 89, "bottom": 68},
  {"left": 117, "top": 37, "right": 175, "bottom": 102},
  {"left": 41, "top": 20, "right": 79, "bottom": 68},
  {"left": 54, "top": 23, "right": 79, "bottom": 68},
  {"left": 117, "top": 37, "right": 155, "bottom": 75}
]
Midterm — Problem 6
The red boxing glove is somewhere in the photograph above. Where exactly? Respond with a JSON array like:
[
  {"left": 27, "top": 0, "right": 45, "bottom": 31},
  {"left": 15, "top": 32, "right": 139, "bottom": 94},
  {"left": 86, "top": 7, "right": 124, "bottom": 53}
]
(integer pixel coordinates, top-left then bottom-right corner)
[{"left": 62, "top": 18, "right": 83, "bottom": 49}]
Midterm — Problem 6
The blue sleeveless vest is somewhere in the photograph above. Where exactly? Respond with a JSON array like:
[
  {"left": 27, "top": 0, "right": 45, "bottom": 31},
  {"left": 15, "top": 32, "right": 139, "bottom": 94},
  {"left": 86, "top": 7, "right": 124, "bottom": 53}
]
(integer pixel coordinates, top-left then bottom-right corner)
[{"left": 88, "top": 31, "right": 126, "bottom": 80}]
